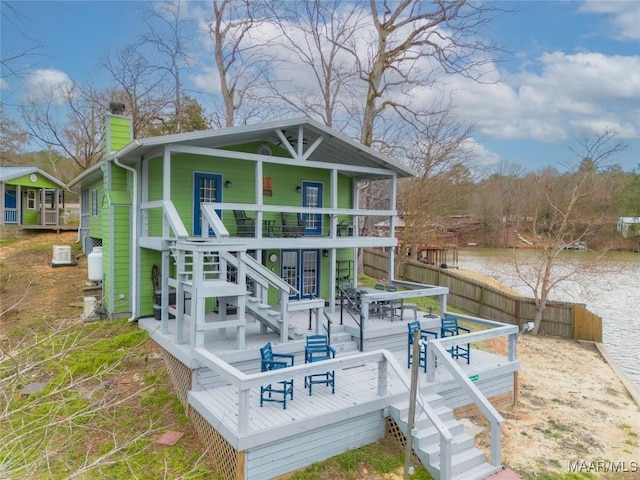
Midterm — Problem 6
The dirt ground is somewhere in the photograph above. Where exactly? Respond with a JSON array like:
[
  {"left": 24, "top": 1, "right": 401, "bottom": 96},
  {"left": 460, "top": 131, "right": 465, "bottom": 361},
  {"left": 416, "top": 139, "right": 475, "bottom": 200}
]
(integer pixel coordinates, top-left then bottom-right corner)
[
  {"left": 453, "top": 272, "right": 640, "bottom": 479},
  {"left": 2, "top": 232, "right": 639, "bottom": 479}
]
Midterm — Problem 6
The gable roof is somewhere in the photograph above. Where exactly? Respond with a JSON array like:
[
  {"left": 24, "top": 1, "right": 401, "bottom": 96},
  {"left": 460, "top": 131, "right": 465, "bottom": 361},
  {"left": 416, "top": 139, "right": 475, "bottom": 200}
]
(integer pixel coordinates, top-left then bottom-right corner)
[
  {"left": 69, "top": 117, "right": 416, "bottom": 189},
  {"left": 0, "top": 166, "right": 66, "bottom": 187}
]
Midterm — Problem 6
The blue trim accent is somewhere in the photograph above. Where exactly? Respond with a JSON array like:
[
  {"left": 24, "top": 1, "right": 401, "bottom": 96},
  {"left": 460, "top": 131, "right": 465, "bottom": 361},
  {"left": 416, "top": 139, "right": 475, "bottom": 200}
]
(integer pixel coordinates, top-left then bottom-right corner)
[
  {"left": 283, "top": 249, "right": 320, "bottom": 300},
  {"left": 302, "top": 181, "right": 322, "bottom": 235},
  {"left": 193, "top": 173, "right": 222, "bottom": 235}
]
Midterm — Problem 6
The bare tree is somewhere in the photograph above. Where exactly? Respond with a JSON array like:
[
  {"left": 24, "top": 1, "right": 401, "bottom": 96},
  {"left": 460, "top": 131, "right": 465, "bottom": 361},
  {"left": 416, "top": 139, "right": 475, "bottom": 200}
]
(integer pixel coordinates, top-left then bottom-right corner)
[
  {"left": 342, "top": 0, "right": 500, "bottom": 148},
  {"left": 101, "top": 44, "right": 171, "bottom": 138},
  {"left": 208, "top": 0, "right": 272, "bottom": 127},
  {"left": 513, "top": 131, "right": 627, "bottom": 334},
  {"left": 139, "top": 0, "right": 193, "bottom": 134},
  {"left": 0, "top": 106, "right": 29, "bottom": 161},
  {"left": 0, "top": 3, "right": 44, "bottom": 87},
  {"left": 21, "top": 84, "right": 103, "bottom": 171},
  {"left": 397, "top": 105, "right": 475, "bottom": 258},
  {"left": 267, "top": 0, "right": 363, "bottom": 128},
  {"left": 472, "top": 161, "right": 527, "bottom": 247}
]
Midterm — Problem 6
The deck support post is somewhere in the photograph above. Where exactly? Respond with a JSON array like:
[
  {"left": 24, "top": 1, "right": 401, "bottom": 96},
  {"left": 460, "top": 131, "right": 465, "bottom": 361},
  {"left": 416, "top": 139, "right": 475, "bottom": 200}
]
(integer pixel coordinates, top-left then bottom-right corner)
[
  {"left": 403, "top": 329, "right": 419, "bottom": 479},
  {"left": 426, "top": 341, "right": 437, "bottom": 383},
  {"left": 490, "top": 419, "right": 502, "bottom": 467},
  {"left": 508, "top": 332, "right": 516, "bottom": 362},
  {"left": 238, "top": 387, "right": 250, "bottom": 434},
  {"left": 377, "top": 357, "right": 388, "bottom": 396}
]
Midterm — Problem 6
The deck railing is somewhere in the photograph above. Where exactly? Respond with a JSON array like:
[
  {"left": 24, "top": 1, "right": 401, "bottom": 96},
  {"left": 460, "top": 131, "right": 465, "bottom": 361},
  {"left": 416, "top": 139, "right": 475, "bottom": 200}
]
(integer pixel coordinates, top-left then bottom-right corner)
[
  {"left": 4, "top": 208, "right": 18, "bottom": 224},
  {"left": 43, "top": 209, "right": 58, "bottom": 225},
  {"left": 426, "top": 318, "right": 519, "bottom": 470},
  {"left": 191, "top": 348, "right": 454, "bottom": 450}
]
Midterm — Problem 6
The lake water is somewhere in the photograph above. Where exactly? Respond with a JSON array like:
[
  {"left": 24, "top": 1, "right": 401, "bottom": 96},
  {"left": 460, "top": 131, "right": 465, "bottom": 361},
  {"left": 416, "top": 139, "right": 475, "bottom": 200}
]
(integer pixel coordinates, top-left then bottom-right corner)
[{"left": 457, "top": 249, "right": 640, "bottom": 391}]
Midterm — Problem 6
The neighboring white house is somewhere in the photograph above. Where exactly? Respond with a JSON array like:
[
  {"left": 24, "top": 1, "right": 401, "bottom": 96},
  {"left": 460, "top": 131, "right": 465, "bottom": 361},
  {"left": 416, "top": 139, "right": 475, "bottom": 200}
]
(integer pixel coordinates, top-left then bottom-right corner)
[{"left": 617, "top": 217, "right": 640, "bottom": 238}]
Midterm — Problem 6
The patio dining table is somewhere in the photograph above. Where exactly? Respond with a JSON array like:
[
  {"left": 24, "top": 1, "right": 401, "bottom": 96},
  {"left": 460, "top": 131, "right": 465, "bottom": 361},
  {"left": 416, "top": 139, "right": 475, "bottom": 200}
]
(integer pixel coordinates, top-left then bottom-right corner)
[{"left": 358, "top": 287, "right": 392, "bottom": 323}]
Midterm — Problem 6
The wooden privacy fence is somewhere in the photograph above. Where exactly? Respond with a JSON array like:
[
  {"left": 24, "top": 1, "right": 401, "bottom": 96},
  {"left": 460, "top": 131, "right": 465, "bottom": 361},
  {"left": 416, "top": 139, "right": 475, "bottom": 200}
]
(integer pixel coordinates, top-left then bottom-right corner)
[{"left": 362, "top": 249, "right": 602, "bottom": 342}]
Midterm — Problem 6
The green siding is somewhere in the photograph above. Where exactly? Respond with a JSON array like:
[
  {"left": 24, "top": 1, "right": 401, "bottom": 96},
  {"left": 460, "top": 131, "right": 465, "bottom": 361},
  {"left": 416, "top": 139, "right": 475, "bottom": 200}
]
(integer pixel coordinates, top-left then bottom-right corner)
[
  {"left": 105, "top": 116, "right": 132, "bottom": 155},
  {"left": 88, "top": 180, "right": 104, "bottom": 238},
  {"left": 4, "top": 173, "right": 61, "bottom": 189},
  {"left": 103, "top": 205, "right": 131, "bottom": 314},
  {"left": 144, "top": 147, "right": 353, "bottom": 237},
  {"left": 110, "top": 165, "right": 129, "bottom": 192}
]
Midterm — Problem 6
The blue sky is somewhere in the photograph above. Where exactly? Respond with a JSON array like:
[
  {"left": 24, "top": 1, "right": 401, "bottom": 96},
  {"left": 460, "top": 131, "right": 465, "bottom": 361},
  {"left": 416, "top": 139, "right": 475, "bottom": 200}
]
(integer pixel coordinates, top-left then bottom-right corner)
[{"left": 2, "top": 0, "right": 639, "bottom": 173}]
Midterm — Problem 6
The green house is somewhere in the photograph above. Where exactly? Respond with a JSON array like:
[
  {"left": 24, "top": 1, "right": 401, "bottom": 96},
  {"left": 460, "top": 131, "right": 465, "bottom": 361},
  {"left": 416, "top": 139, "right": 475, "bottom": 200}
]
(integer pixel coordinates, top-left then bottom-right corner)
[
  {"left": 68, "top": 110, "right": 520, "bottom": 480},
  {"left": 0, "top": 166, "right": 69, "bottom": 238},
  {"left": 69, "top": 111, "right": 414, "bottom": 323}
]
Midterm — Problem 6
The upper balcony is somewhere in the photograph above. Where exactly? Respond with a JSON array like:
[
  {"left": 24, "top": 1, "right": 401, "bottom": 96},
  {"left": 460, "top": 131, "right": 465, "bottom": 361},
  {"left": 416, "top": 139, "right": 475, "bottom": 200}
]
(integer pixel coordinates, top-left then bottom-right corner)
[{"left": 138, "top": 201, "right": 401, "bottom": 251}]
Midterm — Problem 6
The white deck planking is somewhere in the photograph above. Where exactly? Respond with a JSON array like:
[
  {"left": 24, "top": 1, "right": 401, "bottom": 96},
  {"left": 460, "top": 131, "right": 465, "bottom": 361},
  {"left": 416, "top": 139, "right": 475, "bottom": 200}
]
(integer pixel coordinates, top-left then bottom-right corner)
[
  {"left": 139, "top": 303, "right": 519, "bottom": 451},
  {"left": 139, "top": 302, "right": 445, "bottom": 355}
]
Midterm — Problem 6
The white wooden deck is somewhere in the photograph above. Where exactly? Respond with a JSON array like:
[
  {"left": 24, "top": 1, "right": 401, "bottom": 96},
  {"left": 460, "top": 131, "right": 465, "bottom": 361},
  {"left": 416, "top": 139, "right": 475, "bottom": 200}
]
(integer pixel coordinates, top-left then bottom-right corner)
[
  {"left": 139, "top": 305, "right": 518, "bottom": 451},
  {"left": 186, "top": 346, "right": 513, "bottom": 446},
  {"left": 140, "top": 300, "right": 442, "bottom": 356}
]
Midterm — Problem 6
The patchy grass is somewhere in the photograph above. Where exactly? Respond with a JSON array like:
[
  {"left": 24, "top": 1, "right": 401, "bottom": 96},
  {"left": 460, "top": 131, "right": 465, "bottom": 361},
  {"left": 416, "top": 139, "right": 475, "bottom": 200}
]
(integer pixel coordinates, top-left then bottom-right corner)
[
  {"left": 0, "top": 320, "right": 213, "bottom": 479},
  {"left": 522, "top": 473, "right": 597, "bottom": 480},
  {"left": 289, "top": 436, "right": 433, "bottom": 480}
]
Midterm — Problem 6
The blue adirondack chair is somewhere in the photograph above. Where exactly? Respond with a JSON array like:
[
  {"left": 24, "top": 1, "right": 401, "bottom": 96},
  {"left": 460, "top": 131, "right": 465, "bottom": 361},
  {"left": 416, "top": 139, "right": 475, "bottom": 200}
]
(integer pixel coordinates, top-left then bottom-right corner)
[
  {"left": 407, "top": 321, "right": 438, "bottom": 373},
  {"left": 259, "top": 342, "right": 295, "bottom": 409},
  {"left": 440, "top": 315, "right": 471, "bottom": 364},
  {"left": 304, "top": 335, "right": 336, "bottom": 395}
]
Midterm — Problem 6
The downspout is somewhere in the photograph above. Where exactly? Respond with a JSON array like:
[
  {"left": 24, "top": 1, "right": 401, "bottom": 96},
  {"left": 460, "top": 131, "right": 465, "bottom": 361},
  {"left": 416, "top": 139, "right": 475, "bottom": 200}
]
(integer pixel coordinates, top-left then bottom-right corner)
[{"left": 113, "top": 157, "right": 138, "bottom": 322}]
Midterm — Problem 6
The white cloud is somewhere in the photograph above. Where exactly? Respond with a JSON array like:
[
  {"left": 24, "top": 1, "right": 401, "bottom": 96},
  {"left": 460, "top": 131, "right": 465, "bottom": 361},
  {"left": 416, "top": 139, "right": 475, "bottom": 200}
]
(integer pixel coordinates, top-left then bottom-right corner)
[
  {"left": 462, "top": 137, "right": 501, "bottom": 167},
  {"left": 579, "top": 0, "right": 640, "bottom": 41},
  {"left": 0, "top": 77, "right": 8, "bottom": 90},
  {"left": 24, "top": 69, "right": 73, "bottom": 105},
  {"left": 448, "top": 51, "right": 640, "bottom": 144}
]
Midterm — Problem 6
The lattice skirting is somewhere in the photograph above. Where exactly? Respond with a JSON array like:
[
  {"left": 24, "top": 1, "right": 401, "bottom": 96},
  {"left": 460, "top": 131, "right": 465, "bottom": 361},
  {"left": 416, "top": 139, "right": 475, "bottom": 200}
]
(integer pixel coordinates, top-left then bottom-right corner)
[
  {"left": 385, "top": 417, "right": 422, "bottom": 466},
  {"left": 161, "top": 350, "right": 192, "bottom": 411},
  {"left": 190, "top": 407, "right": 245, "bottom": 480}
]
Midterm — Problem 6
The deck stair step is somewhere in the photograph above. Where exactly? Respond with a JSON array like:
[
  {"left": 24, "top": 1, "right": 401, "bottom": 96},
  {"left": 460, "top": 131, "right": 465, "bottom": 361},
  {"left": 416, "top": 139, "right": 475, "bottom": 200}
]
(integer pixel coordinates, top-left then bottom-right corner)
[
  {"left": 328, "top": 331, "right": 359, "bottom": 354},
  {"left": 451, "top": 462, "right": 502, "bottom": 480},
  {"left": 245, "top": 300, "right": 303, "bottom": 340},
  {"left": 389, "top": 392, "right": 501, "bottom": 480}
]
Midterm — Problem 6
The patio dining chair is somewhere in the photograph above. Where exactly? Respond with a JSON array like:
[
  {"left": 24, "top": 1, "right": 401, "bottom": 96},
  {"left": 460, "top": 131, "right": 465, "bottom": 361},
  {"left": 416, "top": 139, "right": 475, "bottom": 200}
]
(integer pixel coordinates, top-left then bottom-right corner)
[
  {"left": 259, "top": 342, "right": 295, "bottom": 409},
  {"left": 368, "top": 283, "right": 388, "bottom": 318},
  {"left": 440, "top": 315, "right": 471, "bottom": 364},
  {"left": 304, "top": 335, "right": 336, "bottom": 395},
  {"left": 407, "top": 321, "right": 438, "bottom": 373},
  {"left": 381, "top": 286, "right": 404, "bottom": 321}
]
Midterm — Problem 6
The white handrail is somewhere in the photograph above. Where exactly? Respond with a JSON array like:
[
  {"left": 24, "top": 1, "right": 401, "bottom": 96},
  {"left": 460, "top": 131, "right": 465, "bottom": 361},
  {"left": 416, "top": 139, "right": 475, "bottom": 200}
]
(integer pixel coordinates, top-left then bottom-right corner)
[
  {"left": 426, "top": 326, "right": 516, "bottom": 469},
  {"left": 193, "top": 345, "right": 454, "bottom": 472}
]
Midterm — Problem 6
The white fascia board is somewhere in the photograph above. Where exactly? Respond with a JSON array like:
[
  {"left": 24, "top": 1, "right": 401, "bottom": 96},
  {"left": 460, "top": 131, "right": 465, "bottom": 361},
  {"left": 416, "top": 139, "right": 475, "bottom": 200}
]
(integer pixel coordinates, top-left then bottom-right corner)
[{"left": 166, "top": 144, "right": 397, "bottom": 178}]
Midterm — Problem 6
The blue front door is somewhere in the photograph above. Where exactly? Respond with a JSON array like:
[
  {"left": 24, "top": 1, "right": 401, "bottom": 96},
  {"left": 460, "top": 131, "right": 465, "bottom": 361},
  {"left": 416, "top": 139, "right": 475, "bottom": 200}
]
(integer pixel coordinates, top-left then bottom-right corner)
[
  {"left": 4, "top": 190, "right": 17, "bottom": 224},
  {"left": 193, "top": 173, "right": 222, "bottom": 235},
  {"left": 302, "top": 181, "right": 322, "bottom": 235}
]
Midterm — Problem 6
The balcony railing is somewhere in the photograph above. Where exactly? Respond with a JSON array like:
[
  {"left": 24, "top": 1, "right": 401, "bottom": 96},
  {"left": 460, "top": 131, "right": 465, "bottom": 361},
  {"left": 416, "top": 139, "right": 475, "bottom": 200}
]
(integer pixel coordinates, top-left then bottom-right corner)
[{"left": 4, "top": 209, "right": 18, "bottom": 224}]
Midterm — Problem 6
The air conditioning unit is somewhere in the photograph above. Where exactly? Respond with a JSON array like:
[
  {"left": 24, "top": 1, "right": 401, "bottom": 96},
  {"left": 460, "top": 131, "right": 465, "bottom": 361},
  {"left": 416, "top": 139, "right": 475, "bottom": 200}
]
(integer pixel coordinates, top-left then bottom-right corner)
[{"left": 51, "top": 245, "right": 75, "bottom": 266}]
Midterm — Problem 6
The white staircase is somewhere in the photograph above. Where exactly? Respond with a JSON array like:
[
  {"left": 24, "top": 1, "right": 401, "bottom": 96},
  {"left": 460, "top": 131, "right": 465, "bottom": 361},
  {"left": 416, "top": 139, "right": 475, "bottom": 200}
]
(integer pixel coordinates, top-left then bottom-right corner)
[
  {"left": 389, "top": 392, "right": 501, "bottom": 480},
  {"left": 245, "top": 296, "right": 305, "bottom": 340},
  {"left": 326, "top": 324, "right": 359, "bottom": 354}
]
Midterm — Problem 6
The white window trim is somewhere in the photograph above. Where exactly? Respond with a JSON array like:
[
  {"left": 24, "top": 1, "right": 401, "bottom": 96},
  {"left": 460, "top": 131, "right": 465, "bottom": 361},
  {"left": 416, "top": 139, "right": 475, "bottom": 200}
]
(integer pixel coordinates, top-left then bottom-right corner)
[
  {"left": 27, "top": 190, "right": 36, "bottom": 210},
  {"left": 91, "top": 189, "right": 99, "bottom": 217}
]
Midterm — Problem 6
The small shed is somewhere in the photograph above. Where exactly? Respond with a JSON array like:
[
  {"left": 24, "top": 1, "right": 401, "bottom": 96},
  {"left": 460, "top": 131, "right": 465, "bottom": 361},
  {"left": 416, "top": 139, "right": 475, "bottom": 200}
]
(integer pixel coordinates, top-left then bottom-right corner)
[{"left": 0, "top": 166, "right": 68, "bottom": 236}]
